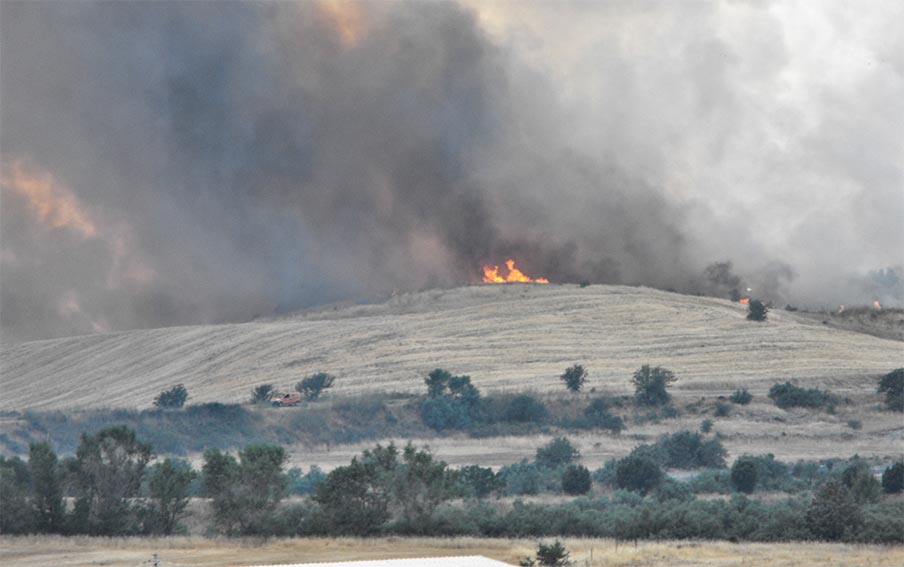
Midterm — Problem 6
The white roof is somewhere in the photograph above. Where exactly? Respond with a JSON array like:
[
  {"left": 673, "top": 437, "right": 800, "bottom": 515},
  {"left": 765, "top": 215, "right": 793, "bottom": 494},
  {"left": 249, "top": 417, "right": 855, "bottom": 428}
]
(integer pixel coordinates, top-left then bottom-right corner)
[{"left": 247, "top": 556, "right": 512, "bottom": 567}]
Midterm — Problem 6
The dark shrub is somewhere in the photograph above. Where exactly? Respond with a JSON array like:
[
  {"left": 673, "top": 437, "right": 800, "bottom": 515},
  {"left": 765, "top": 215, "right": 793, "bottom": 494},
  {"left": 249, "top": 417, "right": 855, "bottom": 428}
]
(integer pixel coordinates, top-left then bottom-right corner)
[
  {"left": 807, "top": 481, "right": 862, "bottom": 541},
  {"left": 154, "top": 384, "right": 188, "bottom": 409},
  {"left": 250, "top": 384, "right": 276, "bottom": 404},
  {"left": 655, "top": 431, "right": 727, "bottom": 469},
  {"left": 632, "top": 365, "right": 676, "bottom": 406},
  {"left": 730, "top": 458, "right": 758, "bottom": 494},
  {"left": 580, "top": 398, "right": 624, "bottom": 432},
  {"left": 561, "top": 465, "right": 591, "bottom": 495},
  {"left": 701, "top": 419, "right": 713, "bottom": 433},
  {"left": 421, "top": 398, "right": 470, "bottom": 431},
  {"left": 768, "top": 382, "right": 835, "bottom": 409},
  {"left": 615, "top": 455, "right": 662, "bottom": 495},
  {"left": 503, "top": 395, "right": 548, "bottom": 423},
  {"left": 878, "top": 368, "right": 903, "bottom": 412},
  {"left": 747, "top": 299, "right": 768, "bottom": 321},
  {"left": 295, "top": 372, "right": 335, "bottom": 401},
  {"left": 536, "top": 540, "right": 570, "bottom": 566},
  {"left": 560, "top": 364, "right": 588, "bottom": 393},
  {"left": 458, "top": 465, "right": 502, "bottom": 498},
  {"left": 882, "top": 461, "right": 904, "bottom": 494},
  {"left": 714, "top": 402, "right": 730, "bottom": 417},
  {"left": 498, "top": 460, "right": 542, "bottom": 495},
  {"left": 729, "top": 389, "right": 753, "bottom": 405},
  {"left": 536, "top": 437, "right": 580, "bottom": 469}
]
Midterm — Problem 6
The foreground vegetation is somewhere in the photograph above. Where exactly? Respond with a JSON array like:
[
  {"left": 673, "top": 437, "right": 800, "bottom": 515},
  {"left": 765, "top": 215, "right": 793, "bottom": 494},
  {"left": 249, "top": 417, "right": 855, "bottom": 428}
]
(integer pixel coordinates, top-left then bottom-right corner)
[{"left": 1, "top": 535, "right": 902, "bottom": 567}]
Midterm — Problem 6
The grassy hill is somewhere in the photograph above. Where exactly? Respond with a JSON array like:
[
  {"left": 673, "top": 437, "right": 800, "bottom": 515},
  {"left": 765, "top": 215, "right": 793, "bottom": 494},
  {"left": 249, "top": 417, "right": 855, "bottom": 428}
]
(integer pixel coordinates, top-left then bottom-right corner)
[{"left": 2, "top": 284, "right": 901, "bottom": 412}]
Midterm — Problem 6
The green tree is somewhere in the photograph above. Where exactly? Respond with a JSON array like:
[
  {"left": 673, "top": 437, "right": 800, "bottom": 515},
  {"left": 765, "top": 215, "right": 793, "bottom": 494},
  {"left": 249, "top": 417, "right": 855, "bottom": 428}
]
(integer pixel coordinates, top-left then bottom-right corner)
[
  {"left": 154, "top": 384, "right": 188, "bottom": 409},
  {"left": 202, "top": 444, "right": 288, "bottom": 534},
  {"left": 250, "top": 384, "right": 275, "bottom": 404},
  {"left": 806, "top": 481, "right": 862, "bottom": 541},
  {"left": 615, "top": 455, "right": 663, "bottom": 495},
  {"left": 841, "top": 461, "right": 881, "bottom": 504},
  {"left": 561, "top": 464, "right": 591, "bottom": 495},
  {"left": 420, "top": 369, "right": 480, "bottom": 431},
  {"left": 535, "top": 539, "right": 570, "bottom": 566},
  {"left": 29, "top": 442, "right": 64, "bottom": 533},
  {"left": 632, "top": 365, "right": 677, "bottom": 406},
  {"left": 881, "top": 461, "right": 903, "bottom": 494},
  {"left": 314, "top": 446, "right": 396, "bottom": 535},
  {"left": 0, "top": 456, "right": 33, "bottom": 534},
  {"left": 391, "top": 443, "right": 456, "bottom": 531},
  {"left": 146, "top": 458, "right": 196, "bottom": 534},
  {"left": 457, "top": 465, "right": 501, "bottom": 498},
  {"left": 295, "top": 372, "right": 336, "bottom": 401},
  {"left": 729, "top": 389, "right": 753, "bottom": 405},
  {"left": 535, "top": 437, "right": 580, "bottom": 469},
  {"left": 730, "top": 457, "right": 758, "bottom": 494},
  {"left": 560, "top": 364, "right": 587, "bottom": 393},
  {"left": 747, "top": 299, "right": 768, "bottom": 321},
  {"left": 72, "top": 426, "right": 152, "bottom": 535},
  {"left": 878, "top": 368, "right": 903, "bottom": 412}
]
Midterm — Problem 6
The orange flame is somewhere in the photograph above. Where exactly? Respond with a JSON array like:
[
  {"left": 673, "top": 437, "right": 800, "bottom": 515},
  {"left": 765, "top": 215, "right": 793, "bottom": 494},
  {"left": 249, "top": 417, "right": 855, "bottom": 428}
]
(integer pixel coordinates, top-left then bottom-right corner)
[
  {"left": 482, "top": 259, "right": 549, "bottom": 284},
  {"left": 1, "top": 161, "right": 97, "bottom": 238},
  {"left": 739, "top": 297, "right": 750, "bottom": 305},
  {"left": 317, "top": 0, "right": 366, "bottom": 48}
]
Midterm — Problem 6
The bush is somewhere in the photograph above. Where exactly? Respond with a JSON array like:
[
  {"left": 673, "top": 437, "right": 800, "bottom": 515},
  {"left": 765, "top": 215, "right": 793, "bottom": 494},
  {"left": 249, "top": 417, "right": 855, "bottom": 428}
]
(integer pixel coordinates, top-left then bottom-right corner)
[
  {"left": 881, "top": 461, "right": 903, "bottom": 494},
  {"left": 561, "top": 465, "right": 591, "bottom": 495},
  {"left": 615, "top": 455, "right": 662, "bottom": 495},
  {"left": 502, "top": 395, "right": 548, "bottom": 423},
  {"left": 458, "top": 465, "right": 502, "bottom": 498},
  {"left": 536, "top": 437, "right": 580, "bottom": 469},
  {"left": 768, "top": 382, "right": 835, "bottom": 410},
  {"left": 250, "top": 384, "right": 276, "bottom": 404},
  {"left": 730, "top": 458, "right": 758, "bottom": 494},
  {"left": 729, "top": 389, "right": 753, "bottom": 405},
  {"left": 420, "top": 369, "right": 481, "bottom": 431},
  {"left": 536, "top": 540, "right": 570, "bottom": 566},
  {"left": 295, "top": 372, "right": 335, "bottom": 401},
  {"left": 747, "top": 299, "right": 768, "bottom": 321},
  {"left": 632, "top": 365, "right": 677, "bottom": 406},
  {"left": 154, "top": 384, "right": 188, "bottom": 409},
  {"left": 421, "top": 398, "right": 470, "bottom": 431},
  {"left": 714, "top": 402, "right": 730, "bottom": 417},
  {"left": 701, "top": 419, "right": 714, "bottom": 433},
  {"left": 560, "top": 364, "right": 588, "bottom": 393},
  {"left": 577, "top": 398, "right": 624, "bottom": 432},
  {"left": 806, "top": 481, "right": 862, "bottom": 541},
  {"left": 653, "top": 431, "right": 727, "bottom": 469},
  {"left": 877, "top": 368, "right": 903, "bottom": 412}
]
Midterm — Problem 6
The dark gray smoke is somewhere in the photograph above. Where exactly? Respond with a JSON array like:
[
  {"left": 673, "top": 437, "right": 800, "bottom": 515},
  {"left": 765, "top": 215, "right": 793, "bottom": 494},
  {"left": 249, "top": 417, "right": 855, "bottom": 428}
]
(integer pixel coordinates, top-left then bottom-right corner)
[{"left": 2, "top": 1, "right": 901, "bottom": 341}]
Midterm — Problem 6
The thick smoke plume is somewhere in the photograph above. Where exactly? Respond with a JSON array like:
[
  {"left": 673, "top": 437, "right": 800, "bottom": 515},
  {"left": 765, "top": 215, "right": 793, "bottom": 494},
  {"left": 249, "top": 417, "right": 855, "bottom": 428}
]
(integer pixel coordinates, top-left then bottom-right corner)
[{"left": 2, "top": 1, "right": 902, "bottom": 341}]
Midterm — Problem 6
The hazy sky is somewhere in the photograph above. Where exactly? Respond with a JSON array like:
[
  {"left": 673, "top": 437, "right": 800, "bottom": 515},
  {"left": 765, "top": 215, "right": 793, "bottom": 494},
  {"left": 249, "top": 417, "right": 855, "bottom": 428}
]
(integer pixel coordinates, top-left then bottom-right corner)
[{"left": 2, "top": 0, "right": 902, "bottom": 341}]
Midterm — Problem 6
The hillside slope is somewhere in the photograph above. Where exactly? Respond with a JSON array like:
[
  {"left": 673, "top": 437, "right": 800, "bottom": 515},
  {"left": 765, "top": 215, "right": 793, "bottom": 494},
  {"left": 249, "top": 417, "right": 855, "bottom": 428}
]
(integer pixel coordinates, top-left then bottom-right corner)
[{"left": 1, "top": 284, "right": 901, "bottom": 411}]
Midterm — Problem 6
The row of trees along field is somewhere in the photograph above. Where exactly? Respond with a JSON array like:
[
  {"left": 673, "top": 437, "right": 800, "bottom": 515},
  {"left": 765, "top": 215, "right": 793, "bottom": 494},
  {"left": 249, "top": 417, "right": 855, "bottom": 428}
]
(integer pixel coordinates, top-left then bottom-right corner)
[{"left": 2, "top": 424, "right": 902, "bottom": 541}]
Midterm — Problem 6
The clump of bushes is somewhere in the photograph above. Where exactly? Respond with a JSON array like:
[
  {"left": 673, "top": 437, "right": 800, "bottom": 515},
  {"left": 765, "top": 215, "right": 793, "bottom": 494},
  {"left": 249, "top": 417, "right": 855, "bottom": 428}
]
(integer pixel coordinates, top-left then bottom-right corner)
[
  {"left": 747, "top": 299, "right": 768, "bottom": 321},
  {"left": 877, "top": 368, "right": 903, "bottom": 412},
  {"left": 729, "top": 389, "right": 753, "bottom": 405},
  {"left": 295, "top": 372, "right": 335, "bottom": 401},
  {"left": 632, "top": 431, "right": 727, "bottom": 470},
  {"left": 768, "top": 382, "right": 835, "bottom": 410},
  {"left": 420, "top": 369, "right": 481, "bottom": 431},
  {"left": 250, "top": 384, "right": 276, "bottom": 404},
  {"left": 560, "top": 364, "right": 588, "bottom": 393},
  {"left": 632, "top": 365, "right": 677, "bottom": 406},
  {"left": 154, "top": 384, "right": 188, "bottom": 409}
]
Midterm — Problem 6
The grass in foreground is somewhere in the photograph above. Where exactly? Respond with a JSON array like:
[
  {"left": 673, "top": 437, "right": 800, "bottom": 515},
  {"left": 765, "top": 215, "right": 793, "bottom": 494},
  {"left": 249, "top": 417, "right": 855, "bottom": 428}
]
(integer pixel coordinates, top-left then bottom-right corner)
[{"left": 1, "top": 536, "right": 902, "bottom": 567}]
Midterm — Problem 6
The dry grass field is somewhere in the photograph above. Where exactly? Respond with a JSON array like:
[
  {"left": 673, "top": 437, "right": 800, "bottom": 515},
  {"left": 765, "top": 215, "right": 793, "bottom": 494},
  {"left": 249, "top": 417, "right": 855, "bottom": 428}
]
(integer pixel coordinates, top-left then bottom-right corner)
[
  {"left": 2, "top": 284, "right": 901, "bottom": 412},
  {"left": 1, "top": 535, "right": 901, "bottom": 567}
]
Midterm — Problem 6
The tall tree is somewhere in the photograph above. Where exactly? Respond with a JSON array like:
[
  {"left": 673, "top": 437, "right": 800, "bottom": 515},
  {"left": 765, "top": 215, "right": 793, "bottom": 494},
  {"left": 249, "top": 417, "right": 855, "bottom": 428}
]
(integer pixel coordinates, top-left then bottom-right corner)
[
  {"left": 29, "top": 442, "right": 64, "bottom": 533},
  {"left": 147, "top": 458, "right": 196, "bottom": 534},
  {"left": 202, "top": 445, "right": 288, "bottom": 535},
  {"left": 72, "top": 426, "right": 152, "bottom": 535}
]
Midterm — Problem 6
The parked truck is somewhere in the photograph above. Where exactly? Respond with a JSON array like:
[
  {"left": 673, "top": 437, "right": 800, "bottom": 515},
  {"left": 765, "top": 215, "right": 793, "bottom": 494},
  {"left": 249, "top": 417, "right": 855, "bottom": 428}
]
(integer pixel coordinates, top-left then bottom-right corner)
[{"left": 271, "top": 392, "right": 301, "bottom": 407}]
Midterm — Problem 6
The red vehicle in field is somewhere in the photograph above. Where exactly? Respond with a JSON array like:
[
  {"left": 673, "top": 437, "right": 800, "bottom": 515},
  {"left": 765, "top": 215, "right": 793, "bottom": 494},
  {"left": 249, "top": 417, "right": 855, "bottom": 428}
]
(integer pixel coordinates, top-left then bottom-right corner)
[{"left": 270, "top": 392, "right": 301, "bottom": 407}]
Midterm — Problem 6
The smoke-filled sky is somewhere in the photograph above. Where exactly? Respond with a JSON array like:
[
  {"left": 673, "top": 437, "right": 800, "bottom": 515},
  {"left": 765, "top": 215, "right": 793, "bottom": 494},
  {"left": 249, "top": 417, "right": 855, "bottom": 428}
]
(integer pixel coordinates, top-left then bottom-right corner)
[{"left": 1, "top": 0, "right": 902, "bottom": 341}]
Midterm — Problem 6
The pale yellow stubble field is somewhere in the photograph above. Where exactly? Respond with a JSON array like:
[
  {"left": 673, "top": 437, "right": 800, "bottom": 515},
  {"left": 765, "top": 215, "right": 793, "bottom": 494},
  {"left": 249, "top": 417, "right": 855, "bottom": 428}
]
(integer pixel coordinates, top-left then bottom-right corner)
[
  {"left": 1, "top": 536, "right": 902, "bottom": 567},
  {"left": 2, "top": 284, "right": 901, "bottom": 413}
]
